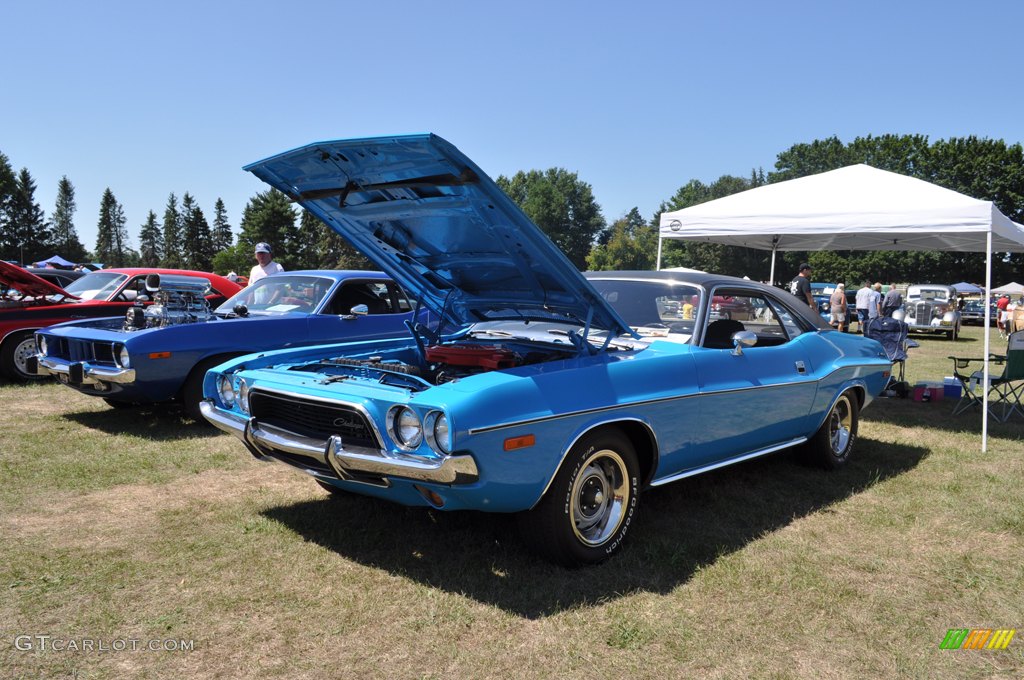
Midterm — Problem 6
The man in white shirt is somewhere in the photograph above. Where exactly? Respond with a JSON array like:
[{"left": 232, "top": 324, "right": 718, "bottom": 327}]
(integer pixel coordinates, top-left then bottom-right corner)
[{"left": 248, "top": 242, "right": 285, "bottom": 285}]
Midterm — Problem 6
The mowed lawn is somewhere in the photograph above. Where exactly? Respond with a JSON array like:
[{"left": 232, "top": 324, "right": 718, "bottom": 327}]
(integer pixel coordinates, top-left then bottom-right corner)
[{"left": 1, "top": 324, "right": 1022, "bottom": 679}]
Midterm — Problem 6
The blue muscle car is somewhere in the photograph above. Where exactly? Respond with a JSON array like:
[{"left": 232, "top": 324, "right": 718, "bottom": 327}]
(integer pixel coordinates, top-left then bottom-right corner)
[
  {"left": 201, "top": 134, "right": 892, "bottom": 565},
  {"left": 33, "top": 270, "right": 421, "bottom": 418}
]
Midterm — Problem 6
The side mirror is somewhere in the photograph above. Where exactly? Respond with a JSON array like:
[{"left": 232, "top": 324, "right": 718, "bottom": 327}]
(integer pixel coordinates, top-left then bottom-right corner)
[
  {"left": 349, "top": 304, "right": 369, "bottom": 316},
  {"left": 731, "top": 330, "right": 757, "bottom": 356},
  {"left": 233, "top": 303, "right": 249, "bottom": 318}
]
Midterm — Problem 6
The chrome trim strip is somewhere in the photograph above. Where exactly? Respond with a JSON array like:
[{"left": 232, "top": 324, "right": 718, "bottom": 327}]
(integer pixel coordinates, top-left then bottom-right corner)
[
  {"left": 649, "top": 437, "right": 808, "bottom": 487},
  {"left": 468, "top": 361, "right": 886, "bottom": 435},
  {"left": 199, "top": 399, "right": 478, "bottom": 485},
  {"left": 199, "top": 399, "right": 248, "bottom": 436},
  {"left": 326, "top": 435, "right": 478, "bottom": 485},
  {"left": 36, "top": 356, "right": 136, "bottom": 384}
]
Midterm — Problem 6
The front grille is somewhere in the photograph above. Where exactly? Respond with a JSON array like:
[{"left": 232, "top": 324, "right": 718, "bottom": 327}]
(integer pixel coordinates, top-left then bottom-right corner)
[
  {"left": 52, "top": 338, "right": 116, "bottom": 364},
  {"left": 913, "top": 302, "right": 931, "bottom": 322},
  {"left": 250, "top": 390, "right": 379, "bottom": 449}
]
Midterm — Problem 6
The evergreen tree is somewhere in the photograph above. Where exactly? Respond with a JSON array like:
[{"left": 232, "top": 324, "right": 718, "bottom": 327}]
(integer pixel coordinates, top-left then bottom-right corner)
[
  {"left": 236, "top": 189, "right": 298, "bottom": 269},
  {"left": 0, "top": 151, "right": 17, "bottom": 262},
  {"left": 111, "top": 200, "right": 130, "bottom": 267},
  {"left": 5, "top": 168, "right": 51, "bottom": 264},
  {"left": 161, "top": 193, "right": 182, "bottom": 268},
  {"left": 138, "top": 210, "right": 162, "bottom": 266},
  {"left": 51, "top": 176, "right": 88, "bottom": 263},
  {"left": 298, "top": 209, "right": 373, "bottom": 270},
  {"left": 180, "top": 192, "right": 213, "bottom": 270},
  {"left": 211, "top": 198, "right": 233, "bottom": 253},
  {"left": 95, "top": 189, "right": 118, "bottom": 266}
]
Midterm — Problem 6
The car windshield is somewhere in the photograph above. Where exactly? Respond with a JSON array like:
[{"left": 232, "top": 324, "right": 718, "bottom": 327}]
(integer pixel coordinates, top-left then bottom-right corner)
[
  {"left": 589, "top": 279, "right": 701, "bottom": 343},
  {"left": 910, "top": 289, "right": 950, "bottom": 302},
  {"left": 215, "top": 275, "right": 335, "bottom": 315},
  {"left": 62, "top": 272, "right": 128, "bottom": 300}
]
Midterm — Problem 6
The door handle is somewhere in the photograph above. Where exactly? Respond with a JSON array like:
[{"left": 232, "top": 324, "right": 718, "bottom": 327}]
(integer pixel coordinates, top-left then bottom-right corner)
[{"left": 795, "top": 361, "right": 806, "bottom": 374}]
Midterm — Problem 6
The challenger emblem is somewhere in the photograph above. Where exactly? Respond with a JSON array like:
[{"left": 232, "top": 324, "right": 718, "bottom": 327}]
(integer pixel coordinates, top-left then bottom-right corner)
[{"left": 332, "top": 416, "right": 358, "bottom": 429}]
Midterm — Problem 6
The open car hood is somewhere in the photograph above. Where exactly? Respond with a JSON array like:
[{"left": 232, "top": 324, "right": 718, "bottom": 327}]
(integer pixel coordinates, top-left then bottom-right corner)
[
  {"left": 244, "top": 134, "right": 630, "bottom": 337},
  {"left": 0, "top": 260, "right": 78, "bottom": 300}
]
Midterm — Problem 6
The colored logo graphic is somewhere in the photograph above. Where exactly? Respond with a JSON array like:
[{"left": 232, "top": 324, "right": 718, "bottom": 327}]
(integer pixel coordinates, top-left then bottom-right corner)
[{"left": 940, "top": 629, "right": 1015, "bottom": 650}]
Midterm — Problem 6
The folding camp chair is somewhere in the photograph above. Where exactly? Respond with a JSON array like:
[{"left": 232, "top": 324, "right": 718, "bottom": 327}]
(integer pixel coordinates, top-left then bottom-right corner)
[
  {"left": 865, "top": 316, "right": 914, "bottom": 395},
  {"left": 949, "top": 330, "right": 1024, "bottom": 422}
]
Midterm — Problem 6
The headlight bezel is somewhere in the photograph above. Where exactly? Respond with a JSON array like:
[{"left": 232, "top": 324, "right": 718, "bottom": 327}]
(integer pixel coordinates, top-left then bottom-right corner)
[
  {"left": 425, "top": 411, "right": 452, "bottom": 454},
  {"left": 388, "top": 405, "right": 423, "bottom": 451},
  {"left": 113, "top": 343, "right": 130, "bottom": 368},
  {"left": 237, "top": 379, "right": 250, "bottom": 414},
  {"left": 217, "top": 374, "right": 236, "bottom": 407},
  {"left": 37, "top": 335, "right": 48, "bottom": 357}
]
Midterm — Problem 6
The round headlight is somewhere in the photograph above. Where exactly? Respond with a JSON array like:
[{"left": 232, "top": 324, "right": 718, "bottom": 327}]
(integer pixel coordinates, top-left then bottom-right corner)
[
  {"left": 117, "top": 344, "right": 131, "bottom": 368},
  {"left": 38, "top": 336, "right": 48, "bottom": 356},
  {"left": 390, "top": 406, "right": 422, "bottom": 450},
  {"left": 218, "top": 375, "right": 236, "bottom": 407},
  {"left": 430, "top": 413, "right": 451, "bottom": 454},
  {"left": 238, "top": 379, "right": 250, "bottom": 414}
]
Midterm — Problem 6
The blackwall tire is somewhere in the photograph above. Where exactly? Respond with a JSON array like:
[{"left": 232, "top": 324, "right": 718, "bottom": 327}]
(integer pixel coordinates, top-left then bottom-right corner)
[
  {"left": 518, "top": 429, "right": 639, "bottom": 567},
  {"left": 1, "top": 331, "right": 46, "bottom": 381}
]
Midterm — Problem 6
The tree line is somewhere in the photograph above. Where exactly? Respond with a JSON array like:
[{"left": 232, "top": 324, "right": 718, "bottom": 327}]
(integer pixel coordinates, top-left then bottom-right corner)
[{"left": 2, "top": 134, "right": 1023, "bottom": 285}]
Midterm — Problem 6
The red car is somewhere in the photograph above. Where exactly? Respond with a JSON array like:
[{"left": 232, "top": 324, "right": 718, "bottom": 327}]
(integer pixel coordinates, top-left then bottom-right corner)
[{"left": 0, "top": 262, "right": 242, "bottom": 380}]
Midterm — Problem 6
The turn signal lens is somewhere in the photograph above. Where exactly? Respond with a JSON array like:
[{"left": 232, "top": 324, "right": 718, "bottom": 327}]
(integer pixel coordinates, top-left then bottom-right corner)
[{"left": 504, "top": 434, "right": 536, "bottom": 451}]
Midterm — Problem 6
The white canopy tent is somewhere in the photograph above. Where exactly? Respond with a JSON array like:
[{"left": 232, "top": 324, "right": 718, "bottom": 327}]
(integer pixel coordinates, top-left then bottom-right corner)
[
  {"left": 992, "top": 282, "right": 1024, "bottom": 295},
  {"left": 658, "top": 164, "right": 1024, "bottom": 451}
]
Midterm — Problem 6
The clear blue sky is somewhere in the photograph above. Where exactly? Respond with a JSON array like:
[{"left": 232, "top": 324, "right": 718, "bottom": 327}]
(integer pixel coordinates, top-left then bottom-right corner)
[{"left": 4, "top": 0, "right": 1023, "bottom": 252}]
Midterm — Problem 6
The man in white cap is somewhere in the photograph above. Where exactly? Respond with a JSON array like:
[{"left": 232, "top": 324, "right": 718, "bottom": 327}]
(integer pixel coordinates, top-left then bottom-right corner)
[{"left": 248, "top": 242, "right": 285, "bottom": 285}]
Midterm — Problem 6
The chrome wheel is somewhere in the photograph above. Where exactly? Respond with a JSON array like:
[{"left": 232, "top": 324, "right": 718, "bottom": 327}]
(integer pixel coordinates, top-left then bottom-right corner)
[
  {"left": 10, "top": 334, "right": 41, "bottom": 380},
  {"left": 828, "top": 395, "right": 854, "bottom": 456},
  {"left": 570, "top": 449, "right": 630, "bottom": 547}
]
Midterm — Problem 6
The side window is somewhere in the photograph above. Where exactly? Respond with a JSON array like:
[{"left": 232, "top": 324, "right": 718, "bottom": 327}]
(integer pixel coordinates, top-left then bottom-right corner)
[
  {"left": 327, "top": 281, "right": 393, "bottom": 315},
  {"left": 387, "top": 283, "right": 415, "bottom": 313},
  {"left": 704, "top": 288, "right": 799, "bottom": 348},
  {"left": 766, "top": 297, "right": 806, "bottom": 339}
]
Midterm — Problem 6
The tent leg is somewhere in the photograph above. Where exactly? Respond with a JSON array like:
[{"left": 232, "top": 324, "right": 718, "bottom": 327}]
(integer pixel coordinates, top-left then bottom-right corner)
[
  {"left": 982, "top": 232, "right": 991, "bottom": 452},
  {"left": 769, "top": 245, "right": 777, "bottom": 285},
  {"left": 656, "top": 236, "right": 663, "bottom": 271}
]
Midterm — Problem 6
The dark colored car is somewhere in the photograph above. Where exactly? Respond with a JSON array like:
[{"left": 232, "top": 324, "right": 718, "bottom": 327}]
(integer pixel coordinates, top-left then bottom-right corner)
[
  {"left": 9, "top": 268, "right": 86, "bottom": 292},
  {"left": 0, "top": 262, "right": 241, "bottom": 380},
  {"left": 960, "top": 299, "right": 997, "bottom": 326},
  {"left": 34, "top": 271, "right": 426, "bottom": 418}
]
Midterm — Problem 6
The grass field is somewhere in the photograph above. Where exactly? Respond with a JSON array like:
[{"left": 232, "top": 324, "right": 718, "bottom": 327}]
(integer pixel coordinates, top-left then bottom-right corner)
[{"left": 1, "top": 324, "right": 1022, "bottom": 679}]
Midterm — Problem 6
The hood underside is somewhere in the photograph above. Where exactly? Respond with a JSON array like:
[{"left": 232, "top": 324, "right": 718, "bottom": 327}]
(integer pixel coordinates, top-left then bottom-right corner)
[
  {"left": 244, "top": 134, "right": 629, "bottom": 337},
  {"left": 0, "top": 260, "right": 77, "bottom": 300}
]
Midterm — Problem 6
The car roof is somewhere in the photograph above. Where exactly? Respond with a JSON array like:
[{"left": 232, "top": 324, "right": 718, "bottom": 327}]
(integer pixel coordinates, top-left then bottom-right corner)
[{"left": 584, "top": 270, "right": 830, "bottom": 329}]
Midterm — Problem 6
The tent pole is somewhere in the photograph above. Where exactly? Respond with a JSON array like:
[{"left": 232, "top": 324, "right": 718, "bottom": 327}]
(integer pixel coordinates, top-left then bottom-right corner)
[
  {"left": 982, "top": 232, "right": 991, "bottom": 452},
  {"left": 656, "top": 235, "right": 663, "bottom": 271},
  {"left": 769, "top": 244, "right": 777, "bottom": 285}
]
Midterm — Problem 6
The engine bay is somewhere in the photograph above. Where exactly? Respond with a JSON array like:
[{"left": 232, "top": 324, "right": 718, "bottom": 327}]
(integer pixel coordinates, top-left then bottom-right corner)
[{"left": 123, "top": 274, "right": 214, "bottom": 331}]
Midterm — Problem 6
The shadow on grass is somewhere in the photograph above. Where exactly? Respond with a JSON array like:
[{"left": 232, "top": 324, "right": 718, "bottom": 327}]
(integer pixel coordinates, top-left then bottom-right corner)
[
  {"left": 62, "top": 406, "right": 222, "bottom": 441},
  {"left": 862, "top": 395, "right": 1024, "bottom": 441},
  {"left": 263, "top": 437, "right": 927, "bottom": 618}
]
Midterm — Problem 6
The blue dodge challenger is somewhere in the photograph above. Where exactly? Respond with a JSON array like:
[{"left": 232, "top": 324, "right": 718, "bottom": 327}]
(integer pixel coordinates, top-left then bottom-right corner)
[{"left": 201, "top": 134, "right": 892, "bottom": 565}]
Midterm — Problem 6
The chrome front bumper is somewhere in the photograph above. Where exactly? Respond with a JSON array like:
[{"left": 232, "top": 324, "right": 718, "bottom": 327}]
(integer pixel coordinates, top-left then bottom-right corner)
[
  {"left": 199, "top": 400, "right": 479, "bottom": 485},
  {"left": 35, "top": 356, "right": 136, "bottom": 385}
]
